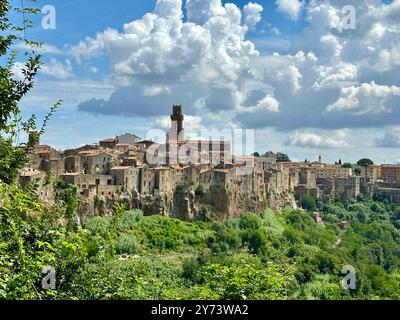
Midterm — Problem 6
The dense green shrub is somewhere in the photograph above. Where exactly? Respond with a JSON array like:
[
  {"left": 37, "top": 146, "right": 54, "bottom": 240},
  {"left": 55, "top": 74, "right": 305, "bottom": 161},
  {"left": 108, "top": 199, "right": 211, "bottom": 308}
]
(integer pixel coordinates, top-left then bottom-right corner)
[
  {"left": 116, "top": 234, "right": 138, "bottom": 255},
  {"left": 243, "top": 228, "right": 267, "bottom": 254},
  {"left": 300, "top": 195, "right": 317, "bottom": 212},
  {"left": 84, "top": 216, "right": 112, "bottom": 235},
  {"left": 195, "top": 185, "right": 205, "bottom": 197},
  {"left": 132, "top": 215, "right": 208, "bottom": 252},
  {"left": 208, "top": 223, "right": 241, "bottom": 253},
  {"left": 115, "top": 209, "right": 143, "bottom": 231},
  {"left": 239, "top": 213, "right": 262, "bottom": 230}
]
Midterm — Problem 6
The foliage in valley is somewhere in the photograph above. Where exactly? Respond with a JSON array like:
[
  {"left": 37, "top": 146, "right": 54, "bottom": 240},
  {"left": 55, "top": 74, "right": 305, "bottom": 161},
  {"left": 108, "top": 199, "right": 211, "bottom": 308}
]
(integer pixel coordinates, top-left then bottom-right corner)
[
  {"left": 1, "top": 184, "right": 400, "bottom": 300},
  {"left": 1, "top": 0, "right": 399, "bottom": 301}
]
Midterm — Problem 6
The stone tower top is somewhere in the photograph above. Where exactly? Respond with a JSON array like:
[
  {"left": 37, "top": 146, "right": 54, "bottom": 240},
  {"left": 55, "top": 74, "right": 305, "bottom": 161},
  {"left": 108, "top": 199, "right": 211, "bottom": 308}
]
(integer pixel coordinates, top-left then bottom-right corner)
[
  {"left": 171, "top": 105, "right": 184, "bottom": 122},
  {"left": 170, "top": 105, "right": 184, "bottom": 141}
]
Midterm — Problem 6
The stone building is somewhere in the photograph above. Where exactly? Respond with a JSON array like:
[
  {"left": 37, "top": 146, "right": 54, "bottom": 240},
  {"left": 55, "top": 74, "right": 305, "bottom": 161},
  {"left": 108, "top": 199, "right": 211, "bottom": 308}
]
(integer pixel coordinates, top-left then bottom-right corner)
[
  {"left": 116, "top": 133, "right": 142, "bottom": 145},
  {"left": 41, "top": 158, "right": 64, "bottom": 179},
  {"left": 312, "top": 164, "right": 352, "bottom": 178},
  {"left": 318, "top": 177, "right": 335, "bottom": 198},
  {"left": 110, "top": 166, "right": 140, "bottom": 192},
  {"left": 381, "top": 164, "right": 400, "bottom": 182},
  {"left": 139, "top": 166, "right": 157, "bottom": 194},
  {"left": 356, "top": 165, "right": 382, "bottom": 182},
  {"left": 19, "top": 168, "right": 46, "bottom": 187},
  {"left": 82, "top": 151, "right": 114, "bottom": 175},
  {"left": 294, "top": 185, "right": 320, "bottom": 201},
  {"left": 164, "top": 106, "right": 231, "bottom": 165},
  {"left": 255, "top": 157, "right": 276, "bottom": 171},
  {"left": 24, "top": 104, "right": 400, "bottom": 222},
  {"left": 19, "top": 168, "right": 54, "bottom": 205},
  {"left": 96, "top": 185, "right": 121, "bottom": 199},
  {"left": 99, "top": 138, "right": 117, "bottom": 149},
  {"left": 27, "top": 143, "right": 63, "bottom": 175},
  {"left": 60, "top": 173, "right": 113, "bottom": 189},
  {"left": 154, "top": 167, "right": 178, "bottom": 193},
  {"left": 334, "top": 176, "right": 360, "bottom": 199},
  {"left": 64, "top": 156, "right": 82, "bottom": 173},
  {"left": 288, "top": 167, "right": 300, "bottom": 191},
  {"left": 198, "top": 167, "right": 265, "bottom": 218},
  {"left": 115, "top": 144, "right": 130, "bottom": 153},
  {"left": 264, "top": 168, "right": 289, "bottom": 194},
  {"left": 299, "top": 167, "right": 317, "bottom": 188}
]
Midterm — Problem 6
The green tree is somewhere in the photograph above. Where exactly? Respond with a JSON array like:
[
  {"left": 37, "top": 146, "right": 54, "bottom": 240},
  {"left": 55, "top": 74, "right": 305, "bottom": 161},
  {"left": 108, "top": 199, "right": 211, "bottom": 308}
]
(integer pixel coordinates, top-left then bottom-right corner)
[
  {"left": 197, "top": 207, "right": 211, "bottom": 222},
  {"left": 0, "top": 1, "right": 40, "bottom": 183},
  {"left": 0, "top": 0, "right": 60, "bottom": 184},
  {"left": 243, "top": 228, "right": 267, "bottom": 254},
  {"left": 0, "top": 1, "right": 64, "bottom": 299},
  {"left": 239, "top": 213, "right": 262, "bottom": 230},
  {"left": 276, "top": 152, "right": 291, "bottom": 162},
  {"left": 195, "top": 185, "right": 205, "bottom": 197},
  {"left": 193, "top": 254, "right": 295, "bottom": 300},
  {"left": 357, "top": 158, "right": 374, "bottom": 167},
  {"left": 301, "top": 195, "right": 317, "bottom": 212},
  {"left": 263, "top": 151, "right": 275, "bottom": 157},
  {"left": 208, "top": 223, "right": 241, "bottom": 253}
]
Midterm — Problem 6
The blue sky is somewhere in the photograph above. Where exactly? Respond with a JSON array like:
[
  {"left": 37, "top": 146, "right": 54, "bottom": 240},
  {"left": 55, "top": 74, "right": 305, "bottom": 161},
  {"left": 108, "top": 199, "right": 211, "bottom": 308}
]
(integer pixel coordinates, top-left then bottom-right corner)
[{"left": 12, "top": 0, "right": 400, "bottom": 163}]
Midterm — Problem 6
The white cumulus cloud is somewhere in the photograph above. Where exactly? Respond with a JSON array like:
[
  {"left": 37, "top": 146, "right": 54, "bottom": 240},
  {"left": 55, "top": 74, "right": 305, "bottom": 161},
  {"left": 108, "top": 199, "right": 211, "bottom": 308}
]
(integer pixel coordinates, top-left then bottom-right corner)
[
  {"left": 243, "top": 2, "right": 264, "bottom": 29},
  {"left": 276, "top": 0, "right": 303, "bottom": 20},
  {"left": 375, "top": 127, "right": 400, "bottom": 148},
  {"left": 53, "top": 0, "right": 400, "bottom": 133},
  {"left": 326, "top": 82, "right": 400, "bottom": 114},
  {"left": 40, "top": 59, "right": 74, "bottom": 80},
  {"left": 285, "top": 130, "right": 349, "bottom": 149},
  {"left": 69, "top": 0, "right": 267, "bottom": 119}
]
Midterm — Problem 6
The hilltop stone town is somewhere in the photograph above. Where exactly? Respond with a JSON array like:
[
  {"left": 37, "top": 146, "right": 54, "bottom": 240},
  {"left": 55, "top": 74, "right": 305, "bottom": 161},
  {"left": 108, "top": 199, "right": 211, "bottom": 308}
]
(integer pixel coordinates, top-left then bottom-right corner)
[{"left": 20, "top": 105, "right": 400, "bottom": 222}]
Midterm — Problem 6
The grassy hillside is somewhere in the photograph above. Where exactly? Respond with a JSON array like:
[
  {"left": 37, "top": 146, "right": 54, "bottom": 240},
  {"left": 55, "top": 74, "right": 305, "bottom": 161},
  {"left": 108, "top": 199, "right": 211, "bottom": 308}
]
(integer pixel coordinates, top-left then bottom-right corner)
[{"left": 1, "top": 181, "right": 399, "bottom": 300}]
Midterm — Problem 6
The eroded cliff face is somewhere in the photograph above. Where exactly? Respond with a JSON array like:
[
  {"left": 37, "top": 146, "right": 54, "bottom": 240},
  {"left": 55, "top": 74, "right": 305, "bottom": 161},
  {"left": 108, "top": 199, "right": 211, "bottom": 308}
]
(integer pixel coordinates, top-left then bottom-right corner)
[
  {"left": 173, "top": 186, "right": 197, "bottom": 221},
  {"left": 77, "top": 185, "right": 267, "bottom": 222},
  {"left": 267, "top": 191, "right": 297, "bottom": 212},
  {"left": 78, "top": 191, "right": 170, "bottom": 218},
  {"left": 199, "top": 187, "right": 265, "bottom": 220}
]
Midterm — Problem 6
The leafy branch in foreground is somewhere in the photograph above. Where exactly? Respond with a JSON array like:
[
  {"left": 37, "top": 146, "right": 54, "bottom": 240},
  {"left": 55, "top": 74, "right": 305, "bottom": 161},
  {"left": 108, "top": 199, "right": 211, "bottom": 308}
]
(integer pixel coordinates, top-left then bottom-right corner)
[{"left": 0, "top": 0, "right": 61, "bottom": 182}]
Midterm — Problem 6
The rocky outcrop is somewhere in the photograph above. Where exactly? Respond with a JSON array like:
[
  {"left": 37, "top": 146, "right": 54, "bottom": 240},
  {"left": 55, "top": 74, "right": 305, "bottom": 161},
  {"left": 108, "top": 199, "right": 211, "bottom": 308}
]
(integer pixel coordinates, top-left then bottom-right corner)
[
  {"left": 78, "top": 197, "right": 95, "bottom": 219},
  {"left": 173, "top": 187, "right": 198, "bottom": 221},
  {"left": 199, "top": 187, "right": 265, "bottom": 220},
  {"left": 132, "top": 191, "right": 172, "bottom": 216},
  {"left": 77, "top": 184, "right": 272, "bottom": 222},
  {"left": 98, "top": 195, "right": 108, "bottom": 216},
  {"left": 267, "top": 191, "right": 297, "bottom": 212}
]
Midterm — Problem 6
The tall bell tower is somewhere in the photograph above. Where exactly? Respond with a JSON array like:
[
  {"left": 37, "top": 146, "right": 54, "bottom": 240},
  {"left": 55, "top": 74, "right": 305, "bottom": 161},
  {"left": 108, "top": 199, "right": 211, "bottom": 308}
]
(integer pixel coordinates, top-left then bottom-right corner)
[{"left": 169, "top": 105, "right": 184, "bottom": 142}]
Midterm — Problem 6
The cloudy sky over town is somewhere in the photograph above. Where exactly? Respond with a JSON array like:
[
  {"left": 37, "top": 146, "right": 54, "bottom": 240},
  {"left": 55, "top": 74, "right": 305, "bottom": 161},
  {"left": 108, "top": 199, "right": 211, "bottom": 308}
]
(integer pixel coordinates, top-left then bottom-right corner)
[{"left": 15, "top": 0, "right": 400, "bottom": 163}]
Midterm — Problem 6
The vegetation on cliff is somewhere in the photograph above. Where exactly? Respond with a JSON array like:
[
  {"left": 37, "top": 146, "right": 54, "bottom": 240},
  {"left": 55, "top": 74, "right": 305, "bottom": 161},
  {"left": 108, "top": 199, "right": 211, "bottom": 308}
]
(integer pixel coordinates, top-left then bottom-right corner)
[{"left": 1, "top": 184, "right": 400, "bottom": 300}]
